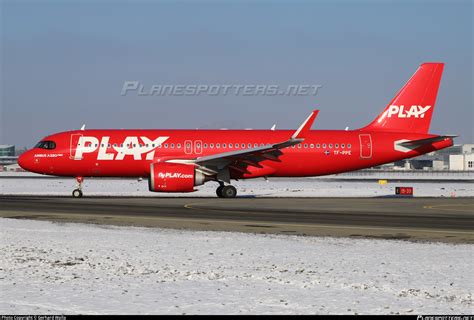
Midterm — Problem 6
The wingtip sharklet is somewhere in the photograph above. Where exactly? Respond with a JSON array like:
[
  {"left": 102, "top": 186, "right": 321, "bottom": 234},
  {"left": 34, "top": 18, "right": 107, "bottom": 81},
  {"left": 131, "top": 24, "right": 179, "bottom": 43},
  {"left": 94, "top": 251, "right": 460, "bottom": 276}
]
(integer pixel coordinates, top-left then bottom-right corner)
[{"left": 291, "top": 110, "right": 319, "bottom": 140}]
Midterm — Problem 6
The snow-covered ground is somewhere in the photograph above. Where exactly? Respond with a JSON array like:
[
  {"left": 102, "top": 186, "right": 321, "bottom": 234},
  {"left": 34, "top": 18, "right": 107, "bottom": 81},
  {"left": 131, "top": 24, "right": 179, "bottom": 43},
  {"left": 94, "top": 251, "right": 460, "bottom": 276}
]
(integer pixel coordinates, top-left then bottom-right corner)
[
  {"left": 0, "top": 218, "right": 472, "bottom": 314},
  {"left": 0, "top": 173, "right": 473, "bottom": 197}
]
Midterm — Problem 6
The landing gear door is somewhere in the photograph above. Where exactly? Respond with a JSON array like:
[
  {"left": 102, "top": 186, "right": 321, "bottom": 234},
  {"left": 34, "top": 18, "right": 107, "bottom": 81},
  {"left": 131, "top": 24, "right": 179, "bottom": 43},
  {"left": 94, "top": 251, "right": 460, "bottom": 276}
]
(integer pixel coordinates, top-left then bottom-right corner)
[
  {"left": 359, "top": 134, "right": 372, "bottom": 159},
  {"left": 70, "top": 134, "right": 82, "bottom": 159}
]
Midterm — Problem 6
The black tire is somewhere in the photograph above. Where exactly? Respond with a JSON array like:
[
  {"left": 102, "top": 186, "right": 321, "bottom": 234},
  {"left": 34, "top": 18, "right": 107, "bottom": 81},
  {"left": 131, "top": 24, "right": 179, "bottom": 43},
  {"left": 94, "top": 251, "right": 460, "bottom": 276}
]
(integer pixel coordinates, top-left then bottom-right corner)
[
  {"left": 216, "top": 186, "right": 224, "bottom": 198},
  {"left": 221, "top": 185, "right": 237, "bottom": 198},
  {"left": 72, "top": 189, "right": 83, "bottom": 198}
]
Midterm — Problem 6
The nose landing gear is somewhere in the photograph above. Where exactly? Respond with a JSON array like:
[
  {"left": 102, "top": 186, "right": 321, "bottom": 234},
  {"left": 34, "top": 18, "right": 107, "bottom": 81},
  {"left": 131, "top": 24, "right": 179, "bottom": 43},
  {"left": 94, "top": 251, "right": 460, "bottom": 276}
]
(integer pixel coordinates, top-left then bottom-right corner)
[{"left": 72, "top": 176, "right": 84, "bottom": 198}]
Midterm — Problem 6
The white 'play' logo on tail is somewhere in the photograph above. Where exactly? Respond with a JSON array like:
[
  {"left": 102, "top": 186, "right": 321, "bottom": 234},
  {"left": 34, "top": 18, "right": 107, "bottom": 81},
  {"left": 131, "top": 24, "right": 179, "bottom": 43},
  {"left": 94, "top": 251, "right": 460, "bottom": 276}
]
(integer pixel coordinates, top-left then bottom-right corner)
[{"left": 386, "top": 105, "right": 431, "bottom": 118}]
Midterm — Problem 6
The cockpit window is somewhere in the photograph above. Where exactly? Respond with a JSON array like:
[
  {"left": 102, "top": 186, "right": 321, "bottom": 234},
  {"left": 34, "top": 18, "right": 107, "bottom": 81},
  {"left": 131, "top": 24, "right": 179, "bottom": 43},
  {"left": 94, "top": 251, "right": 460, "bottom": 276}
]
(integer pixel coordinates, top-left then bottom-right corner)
[{"left": 34, "top": 140, "right": 56, "bottom": 150}]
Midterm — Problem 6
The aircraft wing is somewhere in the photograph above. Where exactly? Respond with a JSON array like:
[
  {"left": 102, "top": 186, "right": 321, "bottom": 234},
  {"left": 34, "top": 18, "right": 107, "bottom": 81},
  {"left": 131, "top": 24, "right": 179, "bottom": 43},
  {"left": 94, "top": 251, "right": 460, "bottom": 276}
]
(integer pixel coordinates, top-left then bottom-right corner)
[{"left": 166, "top": 110, "right": 318, "bottom": 180}]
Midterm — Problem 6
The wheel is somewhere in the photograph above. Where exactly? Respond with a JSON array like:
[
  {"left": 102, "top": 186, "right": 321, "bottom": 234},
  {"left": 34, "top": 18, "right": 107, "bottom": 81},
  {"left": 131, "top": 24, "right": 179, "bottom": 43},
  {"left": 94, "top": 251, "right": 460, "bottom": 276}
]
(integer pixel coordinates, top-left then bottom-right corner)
[
  {"left": 216, "top": 186, "right": 224, "bottom": 198},
  {"left": 72, "top": 189, "right": 83, "bottom": 198},
  {"left": 221, "top": 185, "right": 237, "bottom": 198}
]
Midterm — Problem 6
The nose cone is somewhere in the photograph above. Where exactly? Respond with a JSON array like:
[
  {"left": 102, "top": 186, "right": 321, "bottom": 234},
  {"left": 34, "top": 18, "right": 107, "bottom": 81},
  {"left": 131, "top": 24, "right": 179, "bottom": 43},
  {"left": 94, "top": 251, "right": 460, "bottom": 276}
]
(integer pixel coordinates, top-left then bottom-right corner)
[{"left": 18, "top": 151, "right": 33, "bottom": 172}]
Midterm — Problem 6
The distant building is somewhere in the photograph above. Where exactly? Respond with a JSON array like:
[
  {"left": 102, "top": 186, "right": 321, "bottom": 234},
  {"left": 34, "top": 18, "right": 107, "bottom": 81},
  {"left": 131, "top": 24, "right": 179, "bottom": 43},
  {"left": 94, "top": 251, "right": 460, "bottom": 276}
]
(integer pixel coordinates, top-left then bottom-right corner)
[
  {"left": 0, "top": 145, "right": 15, "bottom": 157},
  {"left": 436, "top": 144, "right": 474, "bottom": 156},
  {"left": 0, "top": 145, "right": 18, "bottom": 166},
  {"left": 449, "top": 154, "right": 474, "bottom": 171}
]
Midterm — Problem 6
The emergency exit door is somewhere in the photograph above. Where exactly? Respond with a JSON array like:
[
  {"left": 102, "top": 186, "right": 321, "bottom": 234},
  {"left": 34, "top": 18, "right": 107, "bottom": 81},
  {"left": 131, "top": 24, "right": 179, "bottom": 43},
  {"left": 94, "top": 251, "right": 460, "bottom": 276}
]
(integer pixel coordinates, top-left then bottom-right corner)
[
  {"left": 184, "top": 140, "right": 192, "bottom": 154},
  {"left": 194, "top": 140, "right": 203, "bottom": 155}
]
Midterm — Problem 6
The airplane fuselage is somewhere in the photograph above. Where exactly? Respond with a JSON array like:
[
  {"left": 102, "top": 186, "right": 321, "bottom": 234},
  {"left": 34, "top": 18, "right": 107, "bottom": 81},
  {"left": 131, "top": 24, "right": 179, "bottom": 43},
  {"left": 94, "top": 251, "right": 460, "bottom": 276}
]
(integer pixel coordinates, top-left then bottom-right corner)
[
  {"left": 21, "top": 129, "right": 452, "bottom": 178},
  {"left": 17, "top": 62, "right": 454, "bottom": 198}
]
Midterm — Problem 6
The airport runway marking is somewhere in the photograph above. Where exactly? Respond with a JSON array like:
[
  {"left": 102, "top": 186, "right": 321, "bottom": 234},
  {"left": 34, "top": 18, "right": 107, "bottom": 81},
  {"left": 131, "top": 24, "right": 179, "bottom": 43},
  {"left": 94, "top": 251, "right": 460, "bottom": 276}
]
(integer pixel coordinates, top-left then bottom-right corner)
[
  {"left": 184, "top": 201, "right": 272, "bottom": 216},
  {"left": 183, "top": 203, "right": 474, "bottom": 235},
  {"left": 4, "top": 209, "right": 472, "bottom": 236},
  {"left": 422, "top": 203, "right": 474, "bottom": 213},
  {"left": 185, "top": 201, "right": 474, "bottom": 215}
]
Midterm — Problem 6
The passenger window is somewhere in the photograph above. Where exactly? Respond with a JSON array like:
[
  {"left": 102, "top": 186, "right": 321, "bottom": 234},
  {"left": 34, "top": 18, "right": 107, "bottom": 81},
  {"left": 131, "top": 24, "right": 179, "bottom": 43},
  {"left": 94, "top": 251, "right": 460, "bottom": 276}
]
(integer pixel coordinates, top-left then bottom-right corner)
[
  {"left": 217, "top": 143, "right": 220, "bottom": 148},
  {"left": 304, "top": 144, "right": 308, "bottom": 148},
  {"left": 223, "top": 143, "right": 227, "bottom": 148},
  {"left": 341, "top": 144, "right": 345, "bottom": 148},
  {"left": 348, "top": 144, "right": 352, "bottom": 148},
  {"left": 229, "top": 143, "right": 233, "bottom": 148},
  {"left": 177, "top": 144, "right": 181, "bottom": 148},
  {"left": 316, "top": 144, "right": 320, "bottom": 148},
  {"left": 322, "top": 144, "right": 327, "bottom": 148},
  {"left": 171, "top": 143, "right": 175, "bottom": 148},
  {"left": 329, "top": 144, "right": 333, "bottom": 148},
  {"left": 210, "top": 143, "right": 214, "bottom": 148},
  {"left": 310, "top": 144, "right": 314, "bottom": 148},
  {"left": 204, "top": 143, "right": 208, "bottom": 148},
  {"left": 335, "top": 144, "right": 339, "bottom": 148}
]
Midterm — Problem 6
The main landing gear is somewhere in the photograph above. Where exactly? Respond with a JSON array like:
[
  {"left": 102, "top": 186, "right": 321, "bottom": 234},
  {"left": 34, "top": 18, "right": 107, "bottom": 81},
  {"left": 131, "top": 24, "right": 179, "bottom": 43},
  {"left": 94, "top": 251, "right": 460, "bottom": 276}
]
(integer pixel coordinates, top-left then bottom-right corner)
[
  {"left": 72, "top": 176, "right": 84, "bottom": 198},
  {"left": 216, "top": 183, "right": 237, "bottom": 198}
]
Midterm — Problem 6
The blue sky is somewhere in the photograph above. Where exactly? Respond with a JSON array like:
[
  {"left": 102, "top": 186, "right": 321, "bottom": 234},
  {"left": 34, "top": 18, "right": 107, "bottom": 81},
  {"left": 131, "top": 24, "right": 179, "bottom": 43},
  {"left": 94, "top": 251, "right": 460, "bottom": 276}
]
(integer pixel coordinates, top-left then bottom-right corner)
[{"left": 1, "top": 0, "right": 472, "bottom": 147}]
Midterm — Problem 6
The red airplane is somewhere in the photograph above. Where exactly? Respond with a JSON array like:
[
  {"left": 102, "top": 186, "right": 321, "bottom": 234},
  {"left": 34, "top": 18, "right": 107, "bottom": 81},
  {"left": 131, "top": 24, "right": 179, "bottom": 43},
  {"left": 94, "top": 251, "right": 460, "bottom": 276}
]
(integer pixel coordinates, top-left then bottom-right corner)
[{"left": 18, "top": 62, "right": 455, "bottom": 198}]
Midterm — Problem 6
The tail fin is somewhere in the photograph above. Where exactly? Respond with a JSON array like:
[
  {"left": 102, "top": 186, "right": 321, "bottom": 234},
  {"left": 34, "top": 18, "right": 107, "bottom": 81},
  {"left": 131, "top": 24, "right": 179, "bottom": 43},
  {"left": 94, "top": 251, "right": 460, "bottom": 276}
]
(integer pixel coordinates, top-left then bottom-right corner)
[{"left": 361, "top": 62, "right": 444, "bottom": 134}]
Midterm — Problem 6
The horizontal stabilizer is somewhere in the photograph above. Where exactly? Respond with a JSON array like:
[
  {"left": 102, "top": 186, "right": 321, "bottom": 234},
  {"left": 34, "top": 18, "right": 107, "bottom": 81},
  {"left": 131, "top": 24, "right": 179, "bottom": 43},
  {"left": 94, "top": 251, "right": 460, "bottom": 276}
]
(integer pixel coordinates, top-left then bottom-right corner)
[{"left": 399, "top": 135, "right": 457, "bottom": 148}]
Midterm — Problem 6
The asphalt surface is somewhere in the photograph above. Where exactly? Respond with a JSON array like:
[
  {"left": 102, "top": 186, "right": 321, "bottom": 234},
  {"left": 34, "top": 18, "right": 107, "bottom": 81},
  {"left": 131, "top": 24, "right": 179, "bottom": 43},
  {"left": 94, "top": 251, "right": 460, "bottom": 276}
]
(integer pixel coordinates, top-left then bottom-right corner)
[{"left": 0, "top": 196, "right": 473, "bottom": 243}]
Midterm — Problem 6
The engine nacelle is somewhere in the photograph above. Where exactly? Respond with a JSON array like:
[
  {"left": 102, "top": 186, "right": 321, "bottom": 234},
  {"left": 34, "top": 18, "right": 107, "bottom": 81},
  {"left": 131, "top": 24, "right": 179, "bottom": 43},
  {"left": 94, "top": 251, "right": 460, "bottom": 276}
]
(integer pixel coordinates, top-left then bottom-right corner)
[{"left": 148, "top": 163, "right": 206, "bottom": 192}]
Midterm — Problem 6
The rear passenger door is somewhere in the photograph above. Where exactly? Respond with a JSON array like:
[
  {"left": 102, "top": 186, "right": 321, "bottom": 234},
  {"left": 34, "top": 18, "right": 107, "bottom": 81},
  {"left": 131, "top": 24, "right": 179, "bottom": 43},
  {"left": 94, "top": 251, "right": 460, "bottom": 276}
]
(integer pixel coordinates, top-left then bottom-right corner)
[{"left": 359, "top": 134, "right": 372, "bottom": 159}]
